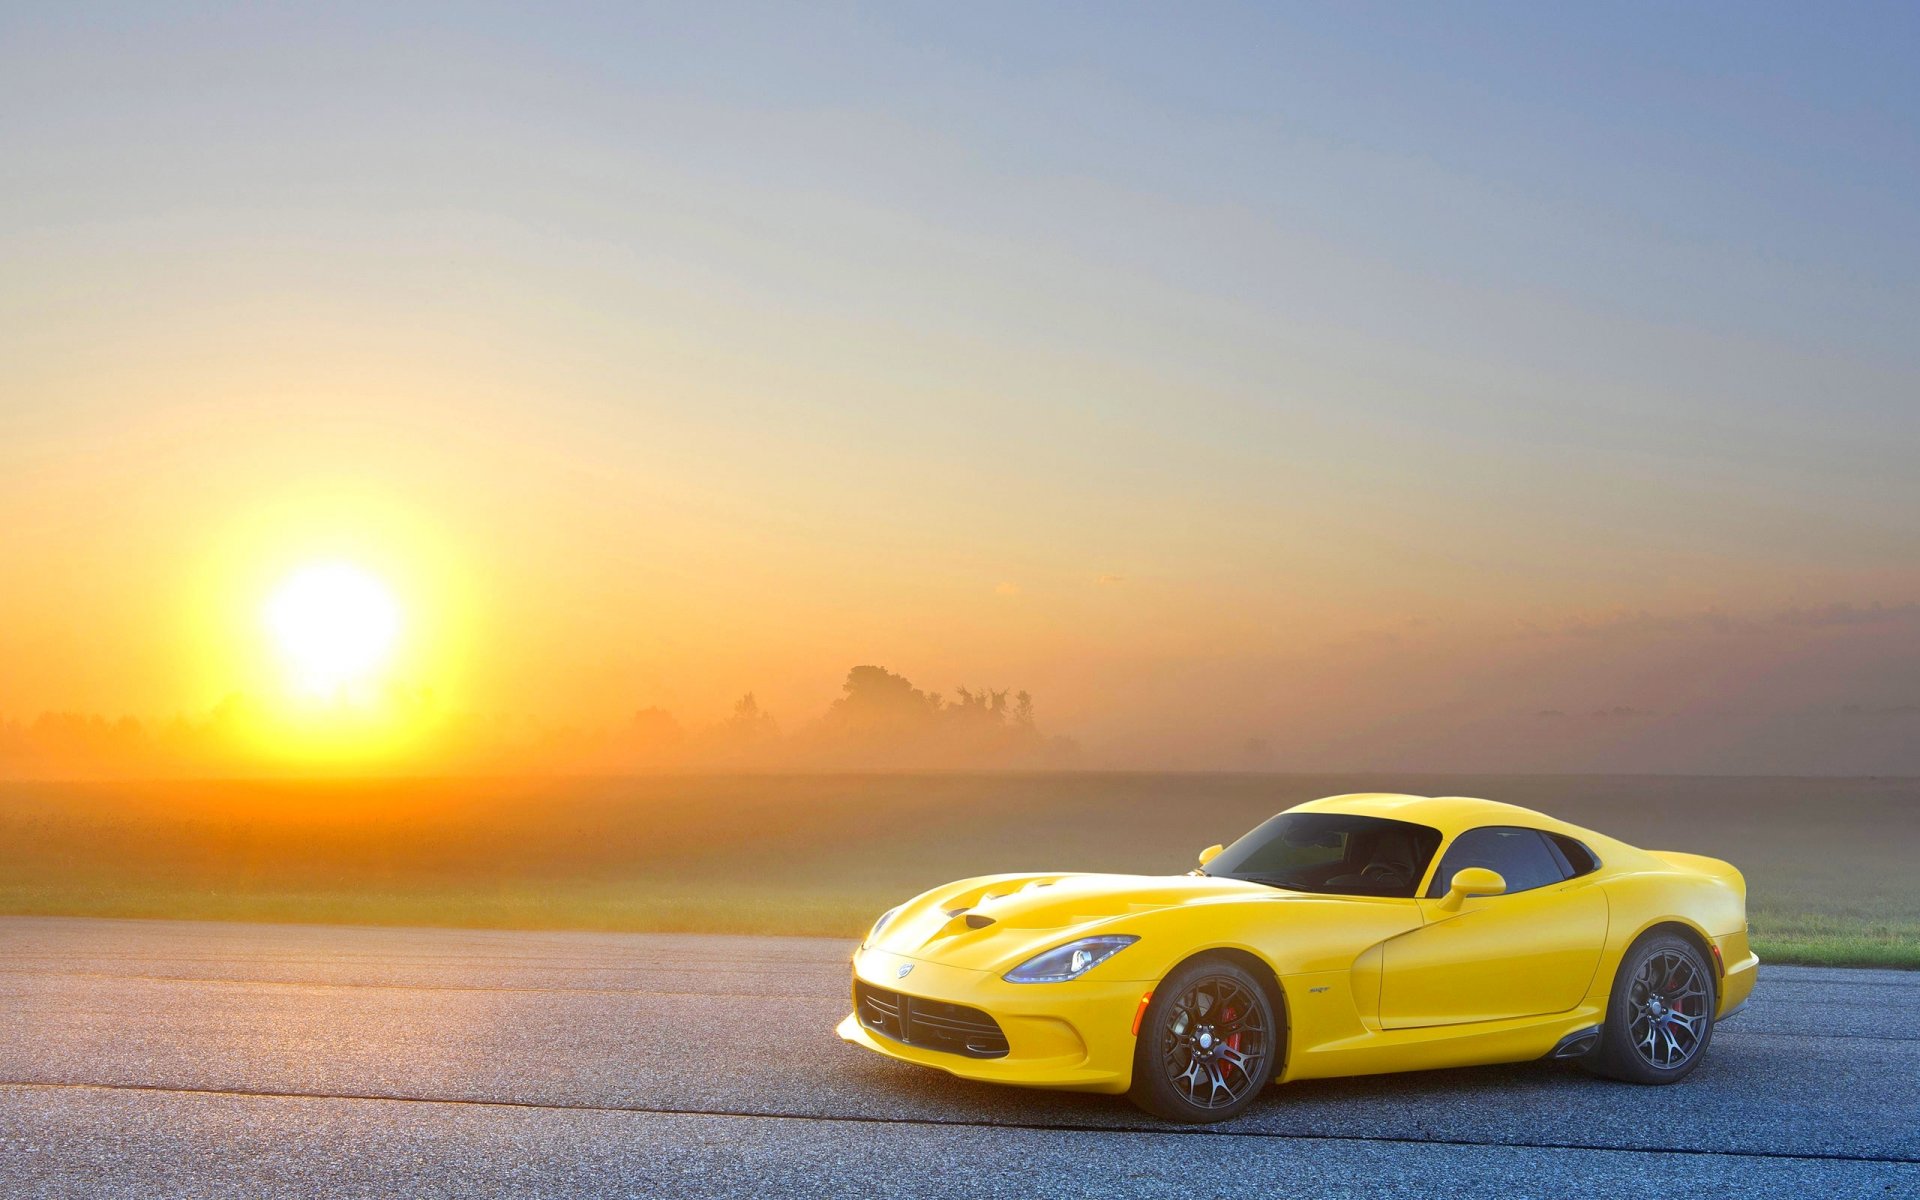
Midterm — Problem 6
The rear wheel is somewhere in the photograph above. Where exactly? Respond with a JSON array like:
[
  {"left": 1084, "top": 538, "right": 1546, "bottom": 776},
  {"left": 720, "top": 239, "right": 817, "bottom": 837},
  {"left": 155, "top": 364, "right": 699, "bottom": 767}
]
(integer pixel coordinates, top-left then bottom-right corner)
[
  {"left": 1586, "top": 930, "right": 1717, "bottom": 1084},
  {"left": 1127, "top": 958, "right": 1278, "bottom": 1123}
]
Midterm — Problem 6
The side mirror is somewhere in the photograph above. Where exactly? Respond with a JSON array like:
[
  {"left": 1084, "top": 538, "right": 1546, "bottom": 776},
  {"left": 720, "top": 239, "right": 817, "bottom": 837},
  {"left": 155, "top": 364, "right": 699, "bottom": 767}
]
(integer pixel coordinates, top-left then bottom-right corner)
[
  {"left": 1197, "top": 844, "right": 1225, "bottom": 868},
  {"left": 1438, "top": 867, "right": 1506, "bottom": 912}
]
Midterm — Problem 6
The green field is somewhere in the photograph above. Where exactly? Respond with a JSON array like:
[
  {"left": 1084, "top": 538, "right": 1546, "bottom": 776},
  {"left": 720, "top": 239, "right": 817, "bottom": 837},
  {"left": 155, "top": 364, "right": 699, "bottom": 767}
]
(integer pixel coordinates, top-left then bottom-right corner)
[{"left": 3, "top": 773, "right": 1914, "bottom": 967}]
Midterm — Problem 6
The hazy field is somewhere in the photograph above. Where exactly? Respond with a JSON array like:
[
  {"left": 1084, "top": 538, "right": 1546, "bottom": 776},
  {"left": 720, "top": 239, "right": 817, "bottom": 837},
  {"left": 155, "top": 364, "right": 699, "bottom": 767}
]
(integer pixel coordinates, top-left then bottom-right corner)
[{"left": 2, "top": 773, "right": 1914, "bottom": 967}]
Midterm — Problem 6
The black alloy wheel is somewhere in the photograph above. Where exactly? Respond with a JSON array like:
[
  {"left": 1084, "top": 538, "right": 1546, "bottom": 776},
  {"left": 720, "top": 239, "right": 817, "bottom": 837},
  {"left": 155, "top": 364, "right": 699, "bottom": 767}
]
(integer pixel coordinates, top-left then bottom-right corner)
[
  {"left": 1128, "top": 957, "right": 1279, "bottom": 1122},
  {"left": 1628, "top": 948, "right": 1710, "bottom": 1069},
  {"left": 1585, "top": 930, "right": 1717, "bottom": 1084}
]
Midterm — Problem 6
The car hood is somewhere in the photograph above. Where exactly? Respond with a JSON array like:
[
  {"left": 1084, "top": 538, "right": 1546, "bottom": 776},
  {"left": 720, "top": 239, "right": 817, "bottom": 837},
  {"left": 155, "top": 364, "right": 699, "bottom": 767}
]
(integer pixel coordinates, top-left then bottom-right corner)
[{"left": 867, "top": 871, "right": 1299, "bottom": 974}]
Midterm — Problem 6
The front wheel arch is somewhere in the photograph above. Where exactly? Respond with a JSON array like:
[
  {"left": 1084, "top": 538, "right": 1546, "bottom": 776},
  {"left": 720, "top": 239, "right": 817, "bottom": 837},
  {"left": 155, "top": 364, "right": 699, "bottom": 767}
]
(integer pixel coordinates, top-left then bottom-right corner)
[{"left": 1146, "top": 948, "right": 1291, "bottom": 1072}]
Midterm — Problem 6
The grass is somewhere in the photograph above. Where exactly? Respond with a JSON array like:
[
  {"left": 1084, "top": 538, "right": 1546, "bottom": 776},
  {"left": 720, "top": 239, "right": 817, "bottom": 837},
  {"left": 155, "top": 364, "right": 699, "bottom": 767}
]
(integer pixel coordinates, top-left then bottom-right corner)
[
  {"left": 1744, "top": 907, "right": 1920, "bottom": 969},
  {"left": 2, "top": 772, "right": 1915, "bottom": 967},
  {"left": 0, "top": 877, "right": 883, "bottom": 936}
]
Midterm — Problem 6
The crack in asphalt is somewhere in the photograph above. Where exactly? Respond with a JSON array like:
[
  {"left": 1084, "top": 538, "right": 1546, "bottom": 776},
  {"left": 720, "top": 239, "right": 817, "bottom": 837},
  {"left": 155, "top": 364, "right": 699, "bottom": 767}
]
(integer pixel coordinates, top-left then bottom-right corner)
[{"left": 3, "top": 1080, "right": 1914, "bottom": 1167}]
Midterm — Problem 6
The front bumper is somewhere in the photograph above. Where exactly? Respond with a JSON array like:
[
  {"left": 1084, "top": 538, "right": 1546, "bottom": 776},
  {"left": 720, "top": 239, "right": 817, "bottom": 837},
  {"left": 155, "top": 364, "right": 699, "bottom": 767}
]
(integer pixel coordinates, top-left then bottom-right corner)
[{"left": 836, "top": 944, "right": 1145, "bottom": 1094}]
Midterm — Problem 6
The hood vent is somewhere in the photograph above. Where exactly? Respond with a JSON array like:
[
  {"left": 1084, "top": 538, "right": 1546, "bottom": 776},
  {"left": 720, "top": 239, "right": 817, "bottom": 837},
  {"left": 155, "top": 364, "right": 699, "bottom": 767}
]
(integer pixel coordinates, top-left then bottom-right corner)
[{"left": 964, "top": 913, "right": 996, "bottom": 929}]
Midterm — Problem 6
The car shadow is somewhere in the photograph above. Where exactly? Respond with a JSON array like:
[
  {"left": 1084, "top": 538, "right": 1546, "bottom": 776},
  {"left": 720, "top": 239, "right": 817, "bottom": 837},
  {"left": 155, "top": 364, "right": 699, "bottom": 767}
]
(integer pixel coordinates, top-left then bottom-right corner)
[{"left": 842, "top": 1048, "right": 1731, "bottom": 1133}]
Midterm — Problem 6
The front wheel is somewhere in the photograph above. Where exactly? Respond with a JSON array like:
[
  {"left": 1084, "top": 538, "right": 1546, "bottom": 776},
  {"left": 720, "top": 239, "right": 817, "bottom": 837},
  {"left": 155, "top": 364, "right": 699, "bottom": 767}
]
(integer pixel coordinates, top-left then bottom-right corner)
[
  {"left": 1586, "top": 930, "right": 1717, "bottom": 1084},
  {"left": 1127, "top": 958, "right": 1279, "bottom": 1123}
]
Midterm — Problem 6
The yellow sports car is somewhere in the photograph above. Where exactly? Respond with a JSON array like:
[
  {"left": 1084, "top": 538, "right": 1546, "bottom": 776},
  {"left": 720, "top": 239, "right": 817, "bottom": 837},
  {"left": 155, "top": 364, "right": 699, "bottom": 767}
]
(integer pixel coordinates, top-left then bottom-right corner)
[{"left": 837, "top": 792, "right": 1758, "bottom": 1122}]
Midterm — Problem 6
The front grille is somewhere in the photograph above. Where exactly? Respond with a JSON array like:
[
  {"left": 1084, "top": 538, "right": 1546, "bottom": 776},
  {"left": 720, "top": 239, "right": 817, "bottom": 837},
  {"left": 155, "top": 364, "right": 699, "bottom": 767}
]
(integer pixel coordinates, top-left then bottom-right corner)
[{"left": 855, "top": 980, "right": 1010, "bottom": 1059}]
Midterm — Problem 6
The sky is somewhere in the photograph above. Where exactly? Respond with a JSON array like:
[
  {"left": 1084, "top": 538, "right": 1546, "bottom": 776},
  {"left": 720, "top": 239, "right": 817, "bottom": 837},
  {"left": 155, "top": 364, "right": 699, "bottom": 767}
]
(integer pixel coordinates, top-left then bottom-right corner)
[{"left": 2, "top": 2, "right": 1917, "bottom": 774}]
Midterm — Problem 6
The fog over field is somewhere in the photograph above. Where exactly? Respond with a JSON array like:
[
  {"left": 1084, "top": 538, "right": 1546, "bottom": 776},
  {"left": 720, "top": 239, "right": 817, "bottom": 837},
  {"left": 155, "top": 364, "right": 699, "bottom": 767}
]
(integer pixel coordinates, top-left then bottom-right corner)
[{"left": 4, "top": 772, "right": 1913, "bottom": 968}]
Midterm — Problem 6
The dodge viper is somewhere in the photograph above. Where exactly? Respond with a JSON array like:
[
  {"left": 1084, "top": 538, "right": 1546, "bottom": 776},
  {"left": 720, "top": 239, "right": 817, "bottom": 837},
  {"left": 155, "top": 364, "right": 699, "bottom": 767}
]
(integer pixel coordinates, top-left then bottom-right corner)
[{"left": 837, "top": 792, "right": 1758, "bottom": 1122}]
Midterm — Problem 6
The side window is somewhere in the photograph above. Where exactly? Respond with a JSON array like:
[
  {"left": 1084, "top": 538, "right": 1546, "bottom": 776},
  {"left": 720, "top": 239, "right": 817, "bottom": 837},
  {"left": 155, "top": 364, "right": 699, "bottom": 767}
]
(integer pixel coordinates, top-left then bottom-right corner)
[
  {"left": 1545, "top": 834, "right": 1601, "bottom": 879},
  {"left": 1426, "top": 827, "right": 1569, "bottom": 897}
]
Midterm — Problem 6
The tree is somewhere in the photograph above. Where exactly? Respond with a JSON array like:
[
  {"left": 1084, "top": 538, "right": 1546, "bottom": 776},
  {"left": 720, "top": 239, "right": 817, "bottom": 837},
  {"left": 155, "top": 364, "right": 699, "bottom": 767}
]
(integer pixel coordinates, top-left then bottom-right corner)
[
  {"left": 713, "top": 693, "right": 778, "bottom": 753},
  {"left": 1014, "top": 690, "right": 1035, "bottom": 731},
  {"left": 733, "top": 692, "right": 774, "bottom": 729},
  {"left": 629, "top": 706, "right": 686, "bottom": 763},
  {"left": 830, "top": 666, "right": 939, "bottom": 722}
]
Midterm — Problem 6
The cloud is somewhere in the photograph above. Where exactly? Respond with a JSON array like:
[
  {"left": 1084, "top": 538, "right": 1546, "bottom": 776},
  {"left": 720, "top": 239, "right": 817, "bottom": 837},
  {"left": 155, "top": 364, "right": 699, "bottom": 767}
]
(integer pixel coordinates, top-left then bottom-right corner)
[
  {"left": 1094, "top": 574, "right": 1125, "bottom": 586},
  {"left": 1839, "top": 703, "right": 1920, "bottom": 717},
  {"left": 994, "top": 581, "right": 1021, "bottom": 597},
  {"left": 1775, "top": 601, "right": 1920, "bottom": 629}
]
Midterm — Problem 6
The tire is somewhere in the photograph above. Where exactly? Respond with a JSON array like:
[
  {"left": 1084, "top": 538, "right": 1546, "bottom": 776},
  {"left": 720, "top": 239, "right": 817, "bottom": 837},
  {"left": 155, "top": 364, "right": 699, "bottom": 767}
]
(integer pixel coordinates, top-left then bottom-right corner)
[
  {"left": 1585, "top": 930, "right": 1717, "bottom": 1084},
  {"left": 1128, "top": 957, "right": 1280, "bottom": 1123}
]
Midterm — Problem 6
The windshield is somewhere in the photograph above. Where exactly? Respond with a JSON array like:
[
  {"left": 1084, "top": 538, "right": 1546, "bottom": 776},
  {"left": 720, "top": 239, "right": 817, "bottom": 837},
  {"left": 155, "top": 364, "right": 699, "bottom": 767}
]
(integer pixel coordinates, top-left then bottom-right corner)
[{"left": 1203, "top": 812, "right": 1441, "bottom": 898}]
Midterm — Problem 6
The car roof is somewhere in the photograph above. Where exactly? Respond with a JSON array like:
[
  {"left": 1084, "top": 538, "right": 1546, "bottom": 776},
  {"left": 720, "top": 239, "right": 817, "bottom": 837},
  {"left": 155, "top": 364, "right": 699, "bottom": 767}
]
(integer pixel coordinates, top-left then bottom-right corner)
[{"left": 1286, "top": 792, "right": 1584, "bottom": 839}]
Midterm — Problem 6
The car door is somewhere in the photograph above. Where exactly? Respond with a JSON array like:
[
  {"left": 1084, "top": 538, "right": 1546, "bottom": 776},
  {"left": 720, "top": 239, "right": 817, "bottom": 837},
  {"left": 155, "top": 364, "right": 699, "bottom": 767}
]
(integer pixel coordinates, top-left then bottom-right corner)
[{"left": 1378, "top": 826, "right": 1607, "bottom": 1029}]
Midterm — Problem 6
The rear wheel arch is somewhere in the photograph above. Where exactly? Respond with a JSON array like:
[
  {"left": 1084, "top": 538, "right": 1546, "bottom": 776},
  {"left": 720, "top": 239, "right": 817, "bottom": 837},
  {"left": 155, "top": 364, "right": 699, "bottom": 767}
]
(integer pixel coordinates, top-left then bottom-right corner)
[
  {"left": 1656, "top": 921, "right": 1715, "bottom": 964},
  {"left": 1622, "top": 918, "right": 1719, "bottom": 980},
  {"left": 1606, "top": 869, "right": 1740, "bottom": 955}
]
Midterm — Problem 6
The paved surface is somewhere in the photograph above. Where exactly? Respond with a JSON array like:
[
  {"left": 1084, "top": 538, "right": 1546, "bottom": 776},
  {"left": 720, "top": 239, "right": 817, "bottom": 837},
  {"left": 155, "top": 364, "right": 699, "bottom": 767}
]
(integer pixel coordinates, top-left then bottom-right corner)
[{"left": 0, "top": 917, "right": 1914, "bottom": 1198}]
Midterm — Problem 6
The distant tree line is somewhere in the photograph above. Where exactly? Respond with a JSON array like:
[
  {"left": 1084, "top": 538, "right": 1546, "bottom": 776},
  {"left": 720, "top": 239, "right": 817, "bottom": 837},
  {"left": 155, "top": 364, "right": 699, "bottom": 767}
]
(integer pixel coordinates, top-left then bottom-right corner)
[
  {"left": 611, "top": 666, "right": 1074, "bottom": 769},
  {"left": 0, "top": 665, "right": 1076, "bottom": 778}
]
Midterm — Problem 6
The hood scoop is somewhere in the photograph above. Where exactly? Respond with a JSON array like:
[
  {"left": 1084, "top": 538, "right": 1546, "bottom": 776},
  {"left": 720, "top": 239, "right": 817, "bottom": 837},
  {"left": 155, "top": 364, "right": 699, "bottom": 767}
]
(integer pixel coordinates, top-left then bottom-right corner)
[{"left": 942, "top": 904, "right": 997, "bottom": 929}]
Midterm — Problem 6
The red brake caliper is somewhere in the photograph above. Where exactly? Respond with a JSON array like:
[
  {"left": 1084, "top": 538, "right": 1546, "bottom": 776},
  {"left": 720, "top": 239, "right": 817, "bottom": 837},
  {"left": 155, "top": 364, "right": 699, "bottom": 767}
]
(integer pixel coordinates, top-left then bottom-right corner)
[{"left": 1220, "top": 1006, "right": 1240, "bottom": 1078}]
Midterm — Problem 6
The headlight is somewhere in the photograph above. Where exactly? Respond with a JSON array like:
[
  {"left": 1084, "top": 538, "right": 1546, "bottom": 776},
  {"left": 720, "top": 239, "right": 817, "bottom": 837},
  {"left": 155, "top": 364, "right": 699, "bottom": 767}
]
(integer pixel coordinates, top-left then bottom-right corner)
[
  {"left": 865, "top": 905, "right": 903, "bottom": 946},
  {"left": 1003, "top": 935, "right": 1139, "bottom": 983}
]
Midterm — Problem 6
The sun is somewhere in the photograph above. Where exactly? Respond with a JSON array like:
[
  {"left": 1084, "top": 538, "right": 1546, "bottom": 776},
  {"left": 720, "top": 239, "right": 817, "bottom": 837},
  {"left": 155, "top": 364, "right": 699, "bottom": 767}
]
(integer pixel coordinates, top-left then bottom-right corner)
[{"left": 264, "top": 561, "right": 403, "bottom": 697}]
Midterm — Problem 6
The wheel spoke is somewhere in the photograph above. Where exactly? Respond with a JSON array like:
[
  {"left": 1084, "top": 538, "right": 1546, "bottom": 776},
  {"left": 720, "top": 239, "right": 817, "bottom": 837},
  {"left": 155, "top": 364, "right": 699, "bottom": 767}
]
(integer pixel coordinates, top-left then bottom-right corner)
[
  {"left": 1204, "top": 1060, "right": 1229, "bottom": 1099},
  {"left": 1155, "top": 974, "right": 1272, "bottom": 1109},
  {"left": 1627, "top": 947, "right": 1710, "bottom": 1071}
]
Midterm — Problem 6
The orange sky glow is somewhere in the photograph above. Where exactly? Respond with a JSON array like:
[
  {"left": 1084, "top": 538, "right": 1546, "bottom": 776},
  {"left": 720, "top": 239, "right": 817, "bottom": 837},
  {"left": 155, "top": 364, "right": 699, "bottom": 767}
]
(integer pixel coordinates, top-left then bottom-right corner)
[{"left": 3, "top": 6, "right": 1917, "bottom": 777}]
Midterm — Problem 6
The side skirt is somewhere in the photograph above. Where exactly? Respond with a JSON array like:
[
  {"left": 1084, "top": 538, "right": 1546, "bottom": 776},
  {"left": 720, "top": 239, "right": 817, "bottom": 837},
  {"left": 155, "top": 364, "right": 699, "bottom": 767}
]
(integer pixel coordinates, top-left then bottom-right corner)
[{"left": 1546, "top": 1025, "right": 1602, "bottom": 1060}]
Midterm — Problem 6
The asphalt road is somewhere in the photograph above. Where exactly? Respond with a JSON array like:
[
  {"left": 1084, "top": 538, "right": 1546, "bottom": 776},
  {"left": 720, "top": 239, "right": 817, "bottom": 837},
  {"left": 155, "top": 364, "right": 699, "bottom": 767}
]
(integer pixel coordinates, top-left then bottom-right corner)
[{"left": 0, "top": 917, "right": 1914, "bottom": 1198}]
